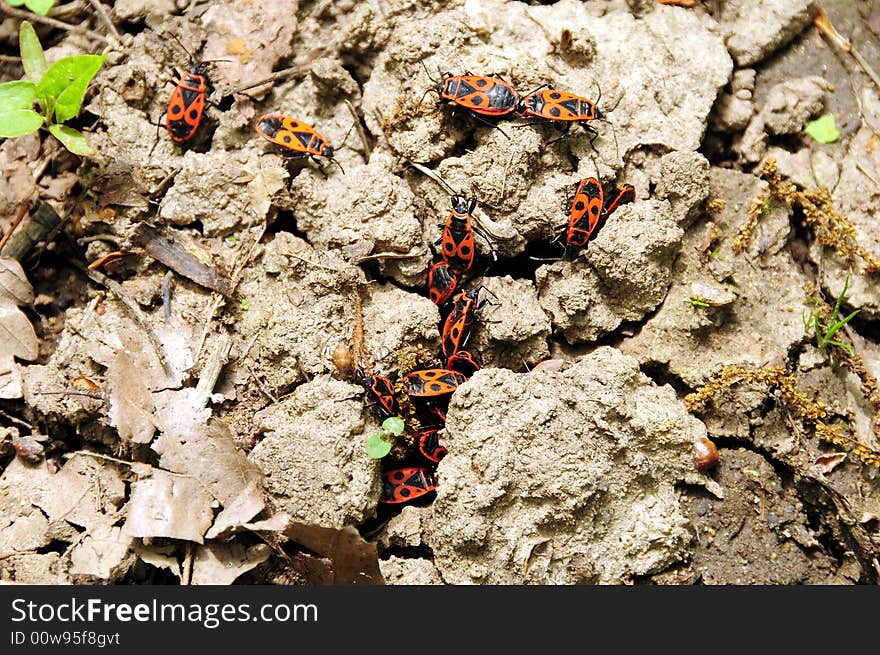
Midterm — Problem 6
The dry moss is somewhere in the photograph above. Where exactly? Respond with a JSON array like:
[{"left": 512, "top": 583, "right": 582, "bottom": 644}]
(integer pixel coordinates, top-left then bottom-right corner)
[
  {"left": 733, "top": 158, "right": 880, "bottom": 272},
  {"left": 685, "top": 365, "right": 880, "bottom": 467}
]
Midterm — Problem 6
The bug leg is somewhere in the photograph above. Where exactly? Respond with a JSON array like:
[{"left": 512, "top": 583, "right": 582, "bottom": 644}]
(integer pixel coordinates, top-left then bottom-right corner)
[
  {"left": 469, "top": 113, "right": 510, "bottom": 139},
  {"left": 545, "top": 123, "right": 573, "bottom": 147}
]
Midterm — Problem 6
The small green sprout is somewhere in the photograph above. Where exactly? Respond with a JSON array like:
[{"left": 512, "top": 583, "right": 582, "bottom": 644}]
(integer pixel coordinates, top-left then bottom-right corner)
[
  {"left": 365, "top": 416, "right": 405, "bottom": 459},
  {"left": 0, "top": 21, "right": 106, "bottom": 155},
  {"left": 805, "top": 114, "right": 840, "bottom": 144},
  {"left": 4, "top": 0, "right": 55, "bottom": 16},
  {"left": 240, "top": 296, "right": 249, "bottom": 311},
  {"left": 688, "top": 299, "right": 711, "bottom": 308},
  {"left": 803, "top": 274, "right": 860, "bottom": 363}
]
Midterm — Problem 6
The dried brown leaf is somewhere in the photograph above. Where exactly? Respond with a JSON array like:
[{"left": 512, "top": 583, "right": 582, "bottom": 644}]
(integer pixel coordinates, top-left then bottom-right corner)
[
  {"left": 107, "top": 346, "right": 159, "bottom": 444},
  {"left": 124, "top": 471, "right": 214, "bottom": 543},
  {"left": 813, "top": 452, "right": 848, "bottom": 474},
  {"left": 0, "top": 298, "right": 38, "bottom": 361},
  {"left": 0, "top": 353, "right": 23, "bottom": 399},
  {"left": 190, "top": 541, "right": 272, "bottom": 585},
  {"left": 155, "top": 420, "right": 264, "bottom": 509},
  {"left": 133, "top": 543, "right": 182, "bottom": 579},
  {"left": 68, "top": 524, "right": 135, "bottom": 581},
  {"left": 0, "top": 257, "right": 35, "bottom": 305},
  {"left": 283, "top": 522, "right": 383, "bottom": 584},
  {"left": 205, "top": 482, "right": 265, "bottom": 539},
  {"left": 36, "top": 456, "right": 126, "bottom": 530}
]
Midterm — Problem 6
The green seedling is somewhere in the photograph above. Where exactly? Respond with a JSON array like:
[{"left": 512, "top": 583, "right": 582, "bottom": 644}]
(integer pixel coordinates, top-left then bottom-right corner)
[
  {"left": 805, "top": 114, "right": 840, "bottom": 144},
  {"left": 365, "top": 416, "right": 405, "bottom": 459},
  {"left": 0, "top": 21, "right": 106, "bottom": 155},
  {"left": 803, "top": 274, "right": 860, "bottom": 362},
  {"left": 3, "top": 0, "right": 55, "bottom": 15},
  {"left": 688, "top": 299, "right": 711, "bottom": 308}
]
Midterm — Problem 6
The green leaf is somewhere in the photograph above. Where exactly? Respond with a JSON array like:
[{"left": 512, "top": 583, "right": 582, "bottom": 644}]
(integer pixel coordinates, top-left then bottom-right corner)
[
  {"left": 19, "top": 21, "right": 47, "bottom": 84},
  {"left": 36, "top": 54, "right": 106, "bottom": 123},
  {"left": 0, "top": 109, "right": 43, "bottom": 137},
  {"left": 48, "top": 124, "right": 93, "bottom": 155},
  {"left": 0, "top": 81, "right": 36, "bottom": 112},
  {"left": 805, "top": 114, "right": 840, "bottom": 144},
  {"left": 382, "top": 416, "right": 405, "bottom": 436},
  {"left": 24, "top": 0, "right": 55, "bottom": 15},
  {"left": 365, "top": 433, "right": 393, "bottom": 459}
]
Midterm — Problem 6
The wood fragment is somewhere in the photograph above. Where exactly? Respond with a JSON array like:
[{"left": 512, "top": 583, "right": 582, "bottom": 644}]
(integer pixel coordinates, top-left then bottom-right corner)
[
  {"left": 132, "top": 224, "right": 233, "bottom": 296},
  {"left": 0, "top": 203, "right": 62, "bottom": 262},
  {"left": 0, "top": 5, "right": 109, "bottom": 43},
  {"left": 87, "top": 251, "right": 126, "bottom": 270},
  {"left": 86, "top": 0, "right": 121, "bottom": 40}
]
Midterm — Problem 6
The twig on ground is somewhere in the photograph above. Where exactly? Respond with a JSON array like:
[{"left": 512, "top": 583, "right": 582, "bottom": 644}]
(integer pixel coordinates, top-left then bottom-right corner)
[
  {"left": 0, "top": 204, "right": 29, "bottom": 254},
  {"left": 85, "top": 0, "right": 121, "bottom": 40},
  {"left": 76, "top": 263, "right": 173, "bottom": 377},
  {"left": 0, "top": 5, "right": 109, "bottom": 43},
  {"left": 344, "top": 99, "right": 372, "bottom": 159}
]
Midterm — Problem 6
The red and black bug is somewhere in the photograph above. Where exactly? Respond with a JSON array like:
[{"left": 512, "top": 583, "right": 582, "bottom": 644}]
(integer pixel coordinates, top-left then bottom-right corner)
[
  {"left": 441, "top": 287, "right": 488, "bottom": 359},
  {"left": 446, "top": 349, "right": 481, "bottom": 379},
  {"left": 405, "top": 368, "right": 467, "bottom": 398},
  {"left": 255, "top": 113, "right": 344, "bottom": 173},
  {"left": 517, "top": 87, "right": 601, "bottom": 140},
  {"left": 426, "top": 261, "right": 460, "bottom": 306},
  {"left": 379, "top": 467, "right": 438, "bottom": 504},
  {"left": 422, "top": 65, "right": 519, "bottom": 136},
  {"left": 439, "top": 194, "right": 492, "bottom": 276},
  {"left": 424, "top": 67, "right": 519, "bottom": 118},
  {"left": 414, "top": 429, "right": 448, "bottom": 463},
  {"left": 156, "top": 35, "right": 232, "bottom": 147},
  {"left": 358, "top": 369, "right": 399, "bottom": 419},
  {"left": 538, "top": 178, "right": 635, "bottom": 258}
]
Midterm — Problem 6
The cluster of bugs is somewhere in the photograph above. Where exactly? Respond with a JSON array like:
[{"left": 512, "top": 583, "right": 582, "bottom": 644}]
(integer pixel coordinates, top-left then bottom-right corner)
[
  {"left": 423, "top": 67, "right": 613, "bottom": 142},
  {"left": 157, "top": 42, "right": 642, "bottom": 506},
  {"left": 357, "top": 194, "right": 495, "bottom": 506},
  {"left": 159, "top": 38, "right": 342, "bottom": 171}
]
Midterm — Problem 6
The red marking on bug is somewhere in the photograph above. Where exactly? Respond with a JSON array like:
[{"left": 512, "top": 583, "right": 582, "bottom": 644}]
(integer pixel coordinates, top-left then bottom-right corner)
[{"left": 379, "top": 467, "right": 438, "bottom": 504}]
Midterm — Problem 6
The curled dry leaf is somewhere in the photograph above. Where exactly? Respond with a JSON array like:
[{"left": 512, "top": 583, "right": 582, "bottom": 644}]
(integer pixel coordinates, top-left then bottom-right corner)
[
  {"left": 0, "top": 257, "right": 35, "bottom": 305},
  {"left": 813, "top": 452, "right": 848, "bottom": 475},
  {"left": 69, "top": 525, "right": 135, "bottom": 581},
  {"left": 124, "top": 471, "right": 214, "bottom": 544},
  {"left": 155, "top": 420, "right": 264, "bottom": 510},
  {"left": 0, "top": 299, "right": 38, "bottom": 361},
  {"left": 190, "top": 541, "right": 273, "bottom": 585},
  {"left": 284, "top": 522, "right": 383, "bottom": 584},
  {"left": 107, "top": 346, "right": 159, "bottom": 445}
]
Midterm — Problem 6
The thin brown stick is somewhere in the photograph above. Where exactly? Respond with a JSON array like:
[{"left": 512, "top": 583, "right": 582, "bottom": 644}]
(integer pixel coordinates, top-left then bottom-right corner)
[
  {"left": 0, "top": 204, "right": 29, "bottom": 254},
  {"left": 77, "top": 264, "right": 173, "bottom": 377},
  {"left": 0, "top": 54, "right": 22, "bottom": 62},
  {"left": 0, "top": 5, "right": 109, "bottom": 43},
  {"left": 85, "top": 0, "right": 120, "bottom": 40},
  {"left": 247, "top": 363, "right": 278, "bottom": 403},
  {"left": 814, "top": 7, "right": 880, "bottom": 92},
  {"left": 344, "top": 99, "right": 372, "bottom": 159},
  {"left": 352, "top": 248, "right": 427, "bottom": 264},
  {"left": 351, "top": 286, "right": 364, "bottom": 373},
  {"left": 230, "top": 65, "right": 310, "bottom": 95}
]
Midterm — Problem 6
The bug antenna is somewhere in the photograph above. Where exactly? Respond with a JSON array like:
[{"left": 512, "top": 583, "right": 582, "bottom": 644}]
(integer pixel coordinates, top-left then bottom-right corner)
[
  {"left": 330, "top": 157, "right": 346, "bottom": 175},
  {"left": 419, "top": 59, "right": 438, "bottom": 84},
  {"left": 169, "top": 33, "right": 196, "bottom": 65},
  {"left": 418, "top": 87, "right": 436, "bottom": 110},
  {"left": 339, "top": 121, "right": 357, "bottom": 149}
]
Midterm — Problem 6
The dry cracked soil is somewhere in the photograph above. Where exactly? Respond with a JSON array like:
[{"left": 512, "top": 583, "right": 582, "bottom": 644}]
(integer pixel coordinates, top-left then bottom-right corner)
[{"left": 1, "top": 0, "right": 880, "bottom": 586}]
